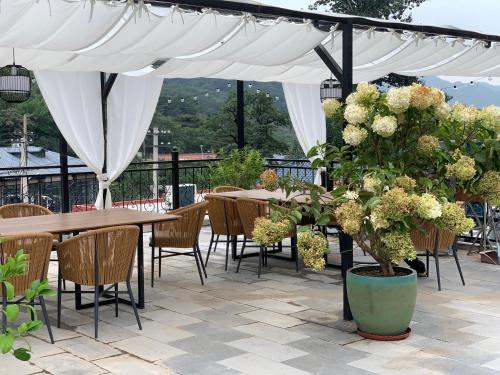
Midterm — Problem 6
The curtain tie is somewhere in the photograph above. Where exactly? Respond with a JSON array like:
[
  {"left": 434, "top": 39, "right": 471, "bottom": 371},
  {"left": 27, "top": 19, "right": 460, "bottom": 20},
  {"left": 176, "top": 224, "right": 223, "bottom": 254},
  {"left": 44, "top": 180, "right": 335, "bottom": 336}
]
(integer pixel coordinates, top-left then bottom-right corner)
[{"left": 97, "top": 173, "right": 111, "bottom": 190}]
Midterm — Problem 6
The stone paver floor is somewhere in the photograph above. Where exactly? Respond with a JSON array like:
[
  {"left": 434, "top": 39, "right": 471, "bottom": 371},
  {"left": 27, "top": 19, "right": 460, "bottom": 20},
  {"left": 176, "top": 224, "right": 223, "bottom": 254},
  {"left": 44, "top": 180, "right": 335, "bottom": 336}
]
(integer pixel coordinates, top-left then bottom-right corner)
[{"left": 5, "top": 226, "right": 500, "bottom": 375}]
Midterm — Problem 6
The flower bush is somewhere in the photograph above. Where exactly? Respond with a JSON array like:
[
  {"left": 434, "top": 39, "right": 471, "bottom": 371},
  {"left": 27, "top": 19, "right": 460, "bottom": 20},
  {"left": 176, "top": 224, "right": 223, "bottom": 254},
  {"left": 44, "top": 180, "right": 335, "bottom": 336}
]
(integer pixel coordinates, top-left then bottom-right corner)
[
  {"left": 252, "top": 218, "right": 291, "bottom": 246},
  {"left": 297, "top": 232, "right": 329, "bottom": 272},
  {"left": 274, "top": 82, "right": 491, "bottom": 276},
  {"left": 260, "top": 169, "right": 279, "bottom": 191}
]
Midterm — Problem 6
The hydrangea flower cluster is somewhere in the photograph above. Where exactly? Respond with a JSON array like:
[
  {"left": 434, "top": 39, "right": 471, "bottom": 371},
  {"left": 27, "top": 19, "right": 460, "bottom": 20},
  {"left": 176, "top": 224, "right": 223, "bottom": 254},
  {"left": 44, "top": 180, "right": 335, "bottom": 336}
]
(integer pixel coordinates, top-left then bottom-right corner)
[
  {"left": 386, "top": 86, "right": 412, "bottom": 114},
  {"left": 344, "top": 103, "right": 368, "bottom": 125},
  {"left": 415, "top": 193, "right": 442, "bottom": 220},
  {"left": 371, "top": 115, "right": 398, "bottom": 137},
  {"left": 355, "top": 81, "right": 380, "bottom": 104},
  {"left": 395, "top": 175, "right": 416, "bottom": 191},
  {"left": 446, "top": 151, "right": 476, "bottom": 181},
  {"left": 480, "top": 105, "right": 500, "bottom": 133},
  {"left": 252, "top": 218, "right": 291, "bottom": 246},
  {"left": 321, "top": 98, "right": 342, "bottom": 118},
  {"left": 297, "top": 232, "right": 329, "bottom": 272},
  {"left": 475, "top": 170, "right": 500, "bottom": 206},
  {"left": 342, "top": 124, "right": 367, "bottom": 146},
  {"left": 417, "top": 135, "right": 440, "bottom": 156},
  {"left": 451, "top": 102, "right": 479, "bottom": 124},
  {"left": 380, "top": 232, "right": 417, "bottom": 263},
  {"left": 435, "top": 203, "right": 474, "bottom": 235},
  {"left": 260, "top": 169, "right": 279, "bottom": 191},
  {"left": 334, "top": 201, "right": 364, "bottom": 236},
  {"left": 363, "top": 175, "right": 381, "bottom": 193}
]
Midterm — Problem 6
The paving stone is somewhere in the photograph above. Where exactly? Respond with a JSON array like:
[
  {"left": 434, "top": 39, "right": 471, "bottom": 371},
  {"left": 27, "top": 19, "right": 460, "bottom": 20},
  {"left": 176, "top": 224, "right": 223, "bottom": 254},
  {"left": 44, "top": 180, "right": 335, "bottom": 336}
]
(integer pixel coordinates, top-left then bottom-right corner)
[
  {"left": 290, "top": 337, "right": 367, "bottom": 363},
  {"left": 153, "top": 297, "right": 212, "bottom": 314},
  {"left": 33, "top": 353, "right": 105, "bottom": 375},
  {"left": 239, "top": 309, "right": 304, "bottom": 328},
  {"left": 285, "top": 354, "right": 373, "bottom": 375},
  {"left": 168, "top": 336, "right": 245, "bottom": 362},
  {"left": 32, "top": 325, "right": 81, "bottom": 342},
  {"left": 181, "top": 321, "right": 253, "bottom": 342},
  {"left": 240, "top": 298, "right": 308, "bottom": 314},
  {"left": 190, "top": 309, "right": 256, "bottom": 327},
  {"left": 226, "top": 336, "right": 308, "bottom": 362},
  {"left": 141, "top": 309, "right": 203, "bottom": 327},
  {"left": 95, "top": 354, "right": 174, "bottom": 375},
  {"left": 111, "top": 336, "right": 186, "bottom": 361},
  {"left": 76, "top": 321, "right": 138, "bottom": 343},
  {"left": 218, "top": 353, "right": 311, "bottom": 375},
  {"left": 0, "top": 354, "right": 42, "bottom": 375},
  {"left": 158, "top": 354, "right": 242, "bottom": 375},
  {"left": 126, "top": 320, "right": 194, "bottom": 343},
  {"left": 233, "top": 322, "right": 309, "bottom": 344},
  {"left": 55, "top": 336, "right": 121, "bottom": 361},
  {"left": 290, "top": 309, "right": 342, "bottom": 326},
  {"left": 289, "top": 322, "right": 361, "bottom": 345},
  {"left": 27, "top": 336, "right": 65, "bottom": 359}
]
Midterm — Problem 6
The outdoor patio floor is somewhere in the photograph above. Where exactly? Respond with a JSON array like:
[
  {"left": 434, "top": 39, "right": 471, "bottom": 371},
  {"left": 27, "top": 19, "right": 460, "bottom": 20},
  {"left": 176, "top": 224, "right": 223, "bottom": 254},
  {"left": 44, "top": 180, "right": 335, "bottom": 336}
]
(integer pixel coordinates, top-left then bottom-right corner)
[{"left": 5, "top": 226, "right": 500, "bottom": 375}]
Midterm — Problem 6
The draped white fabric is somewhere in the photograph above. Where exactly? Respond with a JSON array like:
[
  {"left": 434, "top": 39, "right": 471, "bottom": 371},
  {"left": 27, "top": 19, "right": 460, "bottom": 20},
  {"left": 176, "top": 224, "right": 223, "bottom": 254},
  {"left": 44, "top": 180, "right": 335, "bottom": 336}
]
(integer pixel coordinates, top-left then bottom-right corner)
[
  {"left": 34, "top": 70, "right": 104, "bottom": 176},
  {"left": 103, "top": 74, "right": 164, "bottom": 208},
  {"left": 282, "top": 83, "right": 326, "bottom": 185},
  {"left": 0, "top": 1, "right": 497, "bottom": 83},
  {"left": 36, "top": 70, "right": 163, "bottom": 209}
]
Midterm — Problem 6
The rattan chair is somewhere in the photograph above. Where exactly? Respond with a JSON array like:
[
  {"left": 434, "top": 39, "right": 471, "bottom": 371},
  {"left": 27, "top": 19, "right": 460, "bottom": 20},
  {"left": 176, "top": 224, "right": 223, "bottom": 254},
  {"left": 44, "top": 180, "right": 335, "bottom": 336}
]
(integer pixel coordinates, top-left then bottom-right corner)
[
  {"left": 151, "top": 201, "right": 208, "bottom": 286},
  {"left": 205, "top": 195, "right": 244, "bottom": 271},
  {"left": 56, "top": 225, "right": 141, "bottom": 338},
  {"left": 0, "top": 203, "right": 53, "bottom": 218},
  {"left": 411, "top": 223, "right": 464, "bottom": 291},
  {"left": 236, "top": 198, "right": 298, "bottom": 277},
  {"left": 209, "top": 186, "right": 246, "bottom": 254},
  {"left": 0, "top": 232, "right": 54, "bottom": 343}
]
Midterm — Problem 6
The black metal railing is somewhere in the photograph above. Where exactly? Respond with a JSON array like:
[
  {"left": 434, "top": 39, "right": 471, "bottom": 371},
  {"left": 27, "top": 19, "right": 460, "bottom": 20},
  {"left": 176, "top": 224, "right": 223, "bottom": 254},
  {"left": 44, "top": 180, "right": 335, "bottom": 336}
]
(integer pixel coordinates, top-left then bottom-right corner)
[{"left": 0, "top": 151, "right": 316, "bottom": 213}]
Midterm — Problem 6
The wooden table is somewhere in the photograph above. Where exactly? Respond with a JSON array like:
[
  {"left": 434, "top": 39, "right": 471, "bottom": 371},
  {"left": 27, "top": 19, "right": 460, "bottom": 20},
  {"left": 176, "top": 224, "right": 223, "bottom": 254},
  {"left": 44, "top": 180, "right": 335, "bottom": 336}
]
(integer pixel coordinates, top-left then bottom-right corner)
[{"left": 0, "top": 208, "right": 179, "bottom": 309}]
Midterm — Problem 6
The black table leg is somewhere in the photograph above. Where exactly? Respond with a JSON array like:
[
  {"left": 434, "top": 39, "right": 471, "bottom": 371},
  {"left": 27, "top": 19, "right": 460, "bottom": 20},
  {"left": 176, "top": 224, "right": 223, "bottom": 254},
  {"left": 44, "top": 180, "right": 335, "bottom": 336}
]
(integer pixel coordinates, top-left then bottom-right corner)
[
  {"left": 137, "top": 223, "right": 145, "bottom": 309},
  {"left": 231, "top": 235, "right": 237, "bottom": 260},
  {"left": 75, "top": 284, "right": 82, "bottom": 309},
  {"left": 340, "top": 230, "right": 353, "bottom": 321}
]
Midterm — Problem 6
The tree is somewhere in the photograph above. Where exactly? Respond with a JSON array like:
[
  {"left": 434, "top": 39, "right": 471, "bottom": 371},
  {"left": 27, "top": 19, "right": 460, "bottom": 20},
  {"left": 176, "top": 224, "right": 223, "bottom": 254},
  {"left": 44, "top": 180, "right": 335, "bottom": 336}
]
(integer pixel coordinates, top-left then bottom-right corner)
[{"left": 309, "top": 0, "right": 426, "bottom": 22}]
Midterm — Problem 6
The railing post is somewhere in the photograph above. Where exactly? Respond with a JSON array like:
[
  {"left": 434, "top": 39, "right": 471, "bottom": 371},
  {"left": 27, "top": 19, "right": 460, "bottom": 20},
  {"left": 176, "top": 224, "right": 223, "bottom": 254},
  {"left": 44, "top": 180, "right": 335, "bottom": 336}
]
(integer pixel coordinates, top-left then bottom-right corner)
[
  {"left": 171, "top": 148, "right": 180, "bottom": 210},
  {"left": 59, "top": 132, "right": 70, "bottom": 213}
]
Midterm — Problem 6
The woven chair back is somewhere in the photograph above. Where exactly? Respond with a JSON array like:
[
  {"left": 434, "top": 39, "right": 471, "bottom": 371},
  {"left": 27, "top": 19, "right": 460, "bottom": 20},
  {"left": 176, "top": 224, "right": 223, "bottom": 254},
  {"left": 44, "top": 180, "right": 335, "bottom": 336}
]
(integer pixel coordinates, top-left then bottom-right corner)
[
  {"left": 0, "top": 203, "right": 53, "bottom": 219},
  {"left": 205, "top": 195, "right": 243, "bottom": 236},
  {"left": 57, "top": 225, "right": 139, "bottom": 286},
  {"left": 411, "top": 222, "right": 455, "bottom": 253},
  {"left": 0, "top": 232, "right": 53, "bottom": 296},
  {"left": 213, "top": 186, "right": 245, "bottom": 193},
  {"left": 154, "top": 201, "right": 208, "bottom": 248},
  {"left": 236, "top": 198, "right": 269, "bottom": 239}
]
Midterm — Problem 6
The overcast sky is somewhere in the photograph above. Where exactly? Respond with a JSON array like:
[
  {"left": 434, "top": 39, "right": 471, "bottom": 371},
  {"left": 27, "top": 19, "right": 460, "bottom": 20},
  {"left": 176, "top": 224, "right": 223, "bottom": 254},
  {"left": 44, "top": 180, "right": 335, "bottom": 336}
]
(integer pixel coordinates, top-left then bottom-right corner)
[{"left": 264, "top": 0, "right": 500, "bottom": 85}]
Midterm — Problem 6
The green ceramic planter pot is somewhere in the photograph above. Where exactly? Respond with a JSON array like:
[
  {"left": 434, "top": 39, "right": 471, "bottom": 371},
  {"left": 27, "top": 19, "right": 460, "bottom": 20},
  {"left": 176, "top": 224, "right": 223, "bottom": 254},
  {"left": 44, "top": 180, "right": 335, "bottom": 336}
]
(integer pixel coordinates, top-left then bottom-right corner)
[{"left": 347, "top": 266, "right": 417, "bottom": 336}]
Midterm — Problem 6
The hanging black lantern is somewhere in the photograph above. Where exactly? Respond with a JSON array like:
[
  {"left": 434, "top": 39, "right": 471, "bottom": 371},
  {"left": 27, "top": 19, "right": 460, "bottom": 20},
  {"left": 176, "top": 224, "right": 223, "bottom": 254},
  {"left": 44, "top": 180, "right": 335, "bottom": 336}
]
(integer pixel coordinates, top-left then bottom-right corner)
[
  {"left": 0, "top": 50, "right": 31, "bottom": 103},
  {"left": 320, "top": 78, "right": 342, "bottom": 102}
]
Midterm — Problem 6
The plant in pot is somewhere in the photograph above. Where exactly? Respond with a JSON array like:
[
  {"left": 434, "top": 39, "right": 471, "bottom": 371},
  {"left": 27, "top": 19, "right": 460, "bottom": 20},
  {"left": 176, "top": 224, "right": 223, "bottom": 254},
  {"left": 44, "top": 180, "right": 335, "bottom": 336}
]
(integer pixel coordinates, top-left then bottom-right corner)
[
  {"left": 271, "top": 82, "right": 478, "bottom": 339},
  {"left": 209, "top": 147, "right": 265, "bottom": 189},
  {"left": 1, "top": 247, "right": 54, "bottom": 361}
]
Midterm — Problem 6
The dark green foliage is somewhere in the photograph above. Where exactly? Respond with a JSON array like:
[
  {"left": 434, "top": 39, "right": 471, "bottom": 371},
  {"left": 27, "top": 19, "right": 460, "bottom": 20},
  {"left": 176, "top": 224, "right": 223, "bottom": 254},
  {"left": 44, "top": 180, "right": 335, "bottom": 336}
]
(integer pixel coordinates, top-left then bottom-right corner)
[{"left": 209, "top": 148, "right": 265, "bottom": 189}]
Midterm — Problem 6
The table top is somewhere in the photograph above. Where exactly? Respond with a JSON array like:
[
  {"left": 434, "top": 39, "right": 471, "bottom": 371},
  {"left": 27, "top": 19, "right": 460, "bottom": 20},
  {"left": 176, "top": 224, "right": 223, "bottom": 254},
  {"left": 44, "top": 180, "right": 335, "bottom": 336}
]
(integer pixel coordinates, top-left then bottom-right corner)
[
  {"left": 210, "top": 189, "right": 332, "bottom": 204},
  {"left": 0, "top": 208, "right": 179, "bottom": 235}
]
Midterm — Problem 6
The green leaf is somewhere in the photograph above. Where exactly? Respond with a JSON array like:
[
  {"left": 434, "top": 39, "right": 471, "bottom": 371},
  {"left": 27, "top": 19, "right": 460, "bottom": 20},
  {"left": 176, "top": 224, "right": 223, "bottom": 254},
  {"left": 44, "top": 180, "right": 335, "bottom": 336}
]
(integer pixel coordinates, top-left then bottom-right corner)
[
  {"left": 316, "top": 214, "right": 331, "bottom": 226},
  {"left": 17, "top": 322, "right": 28, "bottom": 334},
  {"left": 13, "top": 347, "right": 31, "bottom": 361},
  {"left": 26, "top": 320, "right": 43, "bottom": 332},
  {"left": 5, "top": 304, "right": 19, "bottom": 322},
  {"left": 0, "top": 333, "right": 14, "bottom": 354},
  {"left": 3, "top": 282, "right": 14, "bottom": 300}
]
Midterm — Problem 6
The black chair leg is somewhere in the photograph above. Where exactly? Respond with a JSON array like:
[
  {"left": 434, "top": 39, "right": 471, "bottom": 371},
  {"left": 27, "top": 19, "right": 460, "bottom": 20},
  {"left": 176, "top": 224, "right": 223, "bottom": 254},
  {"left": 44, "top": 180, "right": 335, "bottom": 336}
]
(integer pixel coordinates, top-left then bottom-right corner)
[
  {"left": 426, "top": 251, "right": 430, "bottom": 277},
  {"left": 434, "top": 248, "right": 442, "bottom": 291},
  {"left": 114, "top": 284, "right": 119, "bottom": 317},
  {"left": 151, "top": 245, "right": 155, "bottom": 288},
  {"left": 453, "top": 248, "right": 465, "bottom": 286},
  {"left": 39, "top": 296, "right": 54, "bottom": 344},
  {"left": 214, "top": 234, "right": 219, "bottom": 252},
  {"left": 126, "top": 280, "right": 142, "bottom": 330},
  {"left": 224, "top": 235, "right": 230, "bottom": 271},
  {"left": 193, "top": 246, "right": 205, "bottom": 285},
  {"left": 236, "top": 240, "right": 246, "bottom": 273},
  {"left": 205, "top": 236, "right": 215, "bottom": 267},
  {"left": 258, "top": 246, "right": 263, "bottom": 278},
  {"left": 94, "top": 285, "right": 99, "bottom": 338},
  {"left": 158, "top": 247, "right": 162, "bottom": 278},
  {"left": 196, "top": 244, "right": 207, "bottom": 278},
  {"left": 57, "top": 271, "right": 62, "bottom": 329}
]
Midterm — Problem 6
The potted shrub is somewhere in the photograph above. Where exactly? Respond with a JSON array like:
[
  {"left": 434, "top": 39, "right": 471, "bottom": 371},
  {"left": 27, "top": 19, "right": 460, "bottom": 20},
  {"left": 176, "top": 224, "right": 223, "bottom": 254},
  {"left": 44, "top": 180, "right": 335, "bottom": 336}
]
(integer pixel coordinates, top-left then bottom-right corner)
[
  {"left": 270, "top": 82, "right": 487, "bottom": 339},
  {"left": 209, "top": 148, "right": 265, "bottom": 189},
  {"left": 1, "top": 247, "right": 54, "bottom": 361}
]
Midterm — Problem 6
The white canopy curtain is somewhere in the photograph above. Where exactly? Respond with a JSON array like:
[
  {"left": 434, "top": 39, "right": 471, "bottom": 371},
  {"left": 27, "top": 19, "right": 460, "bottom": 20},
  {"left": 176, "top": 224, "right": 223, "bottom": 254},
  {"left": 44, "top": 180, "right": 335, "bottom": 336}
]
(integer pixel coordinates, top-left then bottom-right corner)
[
  {"left": 36, "top": 71, "right": 163, "bottom": 209},
  {"left": 282, "top": 83, "right": 326, "bottom": 185}
]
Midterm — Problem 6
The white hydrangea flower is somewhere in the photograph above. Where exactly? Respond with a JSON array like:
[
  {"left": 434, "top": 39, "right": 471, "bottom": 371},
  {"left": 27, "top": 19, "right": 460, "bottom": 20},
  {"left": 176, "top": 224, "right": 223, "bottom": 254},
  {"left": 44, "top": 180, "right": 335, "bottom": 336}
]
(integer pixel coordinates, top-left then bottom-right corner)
[
  {"left": 416, "top": 193, "right": 442, "bottom": 220},
  {"left": 344, "top": 104, "right": 368, "bottom": 125},
  {"left": 370, "top": 211, "right": 389, "bottom": 230},
  {"left": 386, "top": 87, "right": 412, "bottom": 114},
  {"left": 342, "top": 124, "right": 368, "bottom": 146},
  {"left": 371, "top": 115, "right": 398, "bottom": 137},
  {"left": 355, "top": 81, "right": 380, "bottom": 103},
  {"left": 343, "top": 190, "right": 359, "bottom": 200},
  {"left": 451, "top": 102, "right": 479, "bottom": 124},
  {"left": 363, "top": 175, "right": 381, "bottom": 193},
  {"left": 435, "top": 102, "right": 451, "bottom": 120}
]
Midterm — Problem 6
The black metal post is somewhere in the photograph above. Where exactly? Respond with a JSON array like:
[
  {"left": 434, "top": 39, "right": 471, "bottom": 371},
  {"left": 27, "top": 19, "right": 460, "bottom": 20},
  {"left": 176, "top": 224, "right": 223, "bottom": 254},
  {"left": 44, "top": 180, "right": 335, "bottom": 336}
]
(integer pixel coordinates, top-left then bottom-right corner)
[
  {"left": 171, "top": 148, "right": 180, "bottom": 209},
  {"left": 341, "top": 19, "right": 354, "bottom": 321},
  {"left": 58, "top": 132, "right": 70, "bottom": 213},
  {"left": 236, "top": 80, "right": 245, "bottom": 149}
]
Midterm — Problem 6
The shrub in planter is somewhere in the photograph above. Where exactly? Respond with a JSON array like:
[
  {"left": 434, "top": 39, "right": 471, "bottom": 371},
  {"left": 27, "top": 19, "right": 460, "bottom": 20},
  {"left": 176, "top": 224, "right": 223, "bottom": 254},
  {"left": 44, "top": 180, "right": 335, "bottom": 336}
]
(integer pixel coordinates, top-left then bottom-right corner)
[{"left": 209, "top": 148, "right": 265, "bottom": 189}]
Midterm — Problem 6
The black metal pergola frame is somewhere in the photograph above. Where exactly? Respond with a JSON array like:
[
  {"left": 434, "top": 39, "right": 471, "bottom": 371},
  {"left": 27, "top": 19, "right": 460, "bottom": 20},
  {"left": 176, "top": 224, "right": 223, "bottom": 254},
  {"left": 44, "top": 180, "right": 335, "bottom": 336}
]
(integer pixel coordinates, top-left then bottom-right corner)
[{"left": 56, "top": 0, "right": 500, "bottom": 320}]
